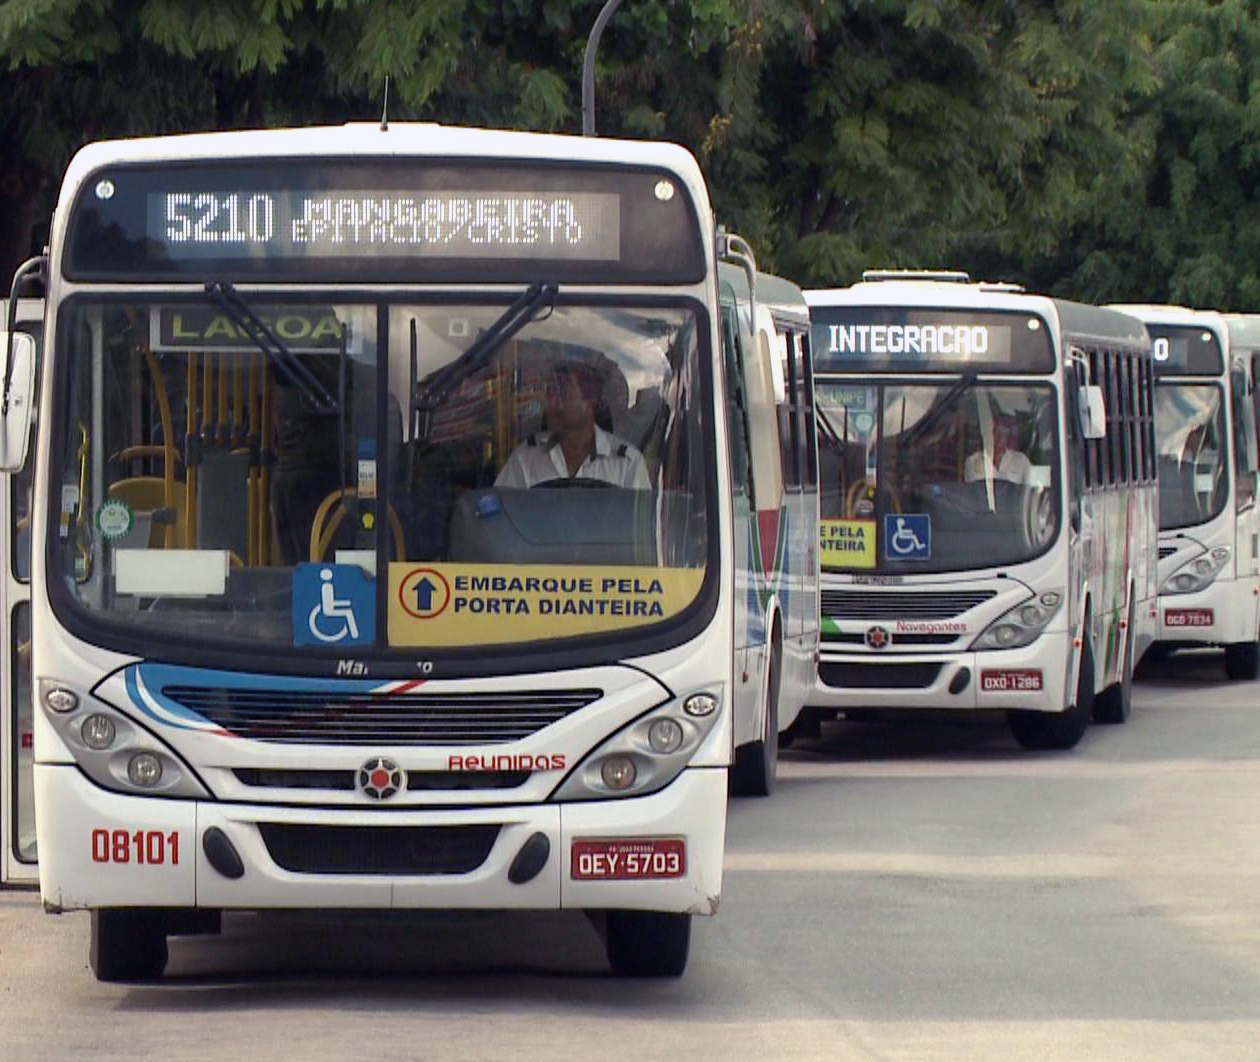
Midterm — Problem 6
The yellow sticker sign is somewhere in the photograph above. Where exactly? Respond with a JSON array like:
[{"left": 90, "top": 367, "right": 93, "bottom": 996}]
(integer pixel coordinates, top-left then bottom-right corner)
[
  {"left": 388, "top": 563, "right": 705, "bottom": 646},
  {"left": 820, "top": 519, "right": 876, "bottom": 569}
]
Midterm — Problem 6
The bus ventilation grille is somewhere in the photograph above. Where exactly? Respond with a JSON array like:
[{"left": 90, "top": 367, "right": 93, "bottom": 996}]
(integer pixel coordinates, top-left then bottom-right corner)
[
  {"left": 257, "top": 823, "right": 501, "bottom": 875},
  {"left": 821, "top": 590, "right": 995, "bottom": 620},
  {"left": 162, "top": 686, "right": 601, "bottom": 745},
  {"left": 819, "top": 662, "right": 942, "bottom": 689},
  {"left": 1157, "top": 545, "right": 1177, "bottom": 560}
]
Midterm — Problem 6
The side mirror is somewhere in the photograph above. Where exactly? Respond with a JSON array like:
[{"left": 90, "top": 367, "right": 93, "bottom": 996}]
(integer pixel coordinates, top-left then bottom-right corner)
[
  {"left": 1078, "top": 383, "right": 1107, "bottom": 441},
  {"left": 0, "top": 331, "right": 37, "bottom": 472}
]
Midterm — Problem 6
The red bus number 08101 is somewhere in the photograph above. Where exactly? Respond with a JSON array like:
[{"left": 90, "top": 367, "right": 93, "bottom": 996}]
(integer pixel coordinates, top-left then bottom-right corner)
[{"left": 91, "top": 829, "right": 179, "bottom": 866}]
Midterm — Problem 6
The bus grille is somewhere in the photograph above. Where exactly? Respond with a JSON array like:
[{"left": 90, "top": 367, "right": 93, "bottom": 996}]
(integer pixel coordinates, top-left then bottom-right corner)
[
  {"left": 257, "top": 823, "right": 500, "bottom": 875},
  {"left": 819, "top": 662, "right": 942, "bottom": 689},
  {"left": 162, "top": 686, "right": 600, "bottom": 745},
  {"left": 233, "top": 768, "right": 530, "bottom": 792},
  {"left": 821, "top": 590, "right": 995, "bottom": 620},
  {"left": 1158, "top": 545, "right": 1177, "bottom": 560}
]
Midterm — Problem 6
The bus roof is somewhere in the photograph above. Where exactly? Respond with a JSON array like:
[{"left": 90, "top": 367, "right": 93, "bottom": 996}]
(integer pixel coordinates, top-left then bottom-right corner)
[
  {"left": 56, "top": 122, "right": 710, "bottom": 220},
  {"left": 808, "top": 280, "right": 1149, "bottom": 349},
  {"left": 1106, "top": 304, "right": 1229, "bottom": 340}
]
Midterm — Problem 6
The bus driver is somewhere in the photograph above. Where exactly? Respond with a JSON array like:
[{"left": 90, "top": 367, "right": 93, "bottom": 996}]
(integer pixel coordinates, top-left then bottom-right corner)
[
  {"left": 965, "top": 410, "right": 1031, "bottom": 485},
  {"left": 496, "top": 350, "right": 650, "bottom": 490}
]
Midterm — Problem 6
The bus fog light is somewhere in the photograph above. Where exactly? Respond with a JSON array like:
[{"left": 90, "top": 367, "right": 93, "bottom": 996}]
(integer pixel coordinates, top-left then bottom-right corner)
[
  {"left": 80, "top": 714, "right": 116, "bottom": 750},
  {"left": 600, "top": 755, "right": 637, "bottom": 790},
  {"left": 127, "top": 752, "right": 163, "bottom": 788},
  {"left": 648, "top": 718, "right": 684, "bottom": 754},
  {"left": 683, "top": 693, "right": 718, "bottom": 717},
  {"left": 43, "top": 686, "right": 79, "bottom": 713}
]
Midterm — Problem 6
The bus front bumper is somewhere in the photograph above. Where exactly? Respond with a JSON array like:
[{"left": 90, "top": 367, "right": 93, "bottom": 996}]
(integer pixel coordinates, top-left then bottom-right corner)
[
  {"left": 34, "top": 763, "right": 726, "bottom": 916},
  {"left": 1157, "top": 578, "right": 1256, "bottom": 645},
  {"left": 810, "top": 628, "right": 1072, "bottom": 714}
]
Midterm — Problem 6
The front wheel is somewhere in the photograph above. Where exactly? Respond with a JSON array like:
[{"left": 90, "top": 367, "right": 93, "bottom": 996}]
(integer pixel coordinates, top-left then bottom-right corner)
[
  {"left": 1007, "top": 638, "right": 1094, "bottom": 751},
  {"left": 604, "top": 911, "right": 691, "bottom": 977},
  {"left": 1224, "top": 640, "right": 1259, "bottom": 680},
  {"left": 90, "top": 908, "right": 169, "bottom": 983}
]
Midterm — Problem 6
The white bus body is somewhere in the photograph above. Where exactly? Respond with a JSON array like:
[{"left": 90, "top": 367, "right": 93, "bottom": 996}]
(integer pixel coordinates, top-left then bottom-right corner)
[
  {"left": 1109, "top": 307, "right": 1260, "bottom": 678},
  {"left": 2, "top": 124, "right": 814, "bottom": 979},
  {"left": 0, "top": 299, "right": 42, "bottom": 885},
  {"left": 806, "top": 276, "right": 1158, "bottom": 750}
]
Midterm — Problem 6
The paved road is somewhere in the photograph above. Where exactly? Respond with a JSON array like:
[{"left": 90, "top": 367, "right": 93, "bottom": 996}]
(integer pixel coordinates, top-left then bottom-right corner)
[{"left": 2, "top": 648, "right": 1259, "bottom": 1060}]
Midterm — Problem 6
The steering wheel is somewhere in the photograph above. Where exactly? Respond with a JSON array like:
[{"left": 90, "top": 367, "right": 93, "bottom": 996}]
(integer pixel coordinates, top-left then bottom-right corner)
[
  {"left": 845, "top": 478, "right": 901, "bottom": 516},
  {"left": 532, "top": 477, "right": 611, "bottom": 489}
]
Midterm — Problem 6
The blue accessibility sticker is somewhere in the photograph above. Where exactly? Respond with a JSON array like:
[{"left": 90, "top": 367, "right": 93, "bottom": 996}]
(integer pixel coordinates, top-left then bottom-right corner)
[
  {"left": 293, "top": 563, "right": 375, "bottom": 646},
  {"left": 884, "top": 513, "right": 931, "bottom": 561}
]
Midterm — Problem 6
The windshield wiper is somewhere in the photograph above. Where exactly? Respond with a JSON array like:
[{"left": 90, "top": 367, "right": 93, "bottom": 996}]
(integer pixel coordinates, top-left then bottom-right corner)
[
  {"left": 814, "top": 404, "right": 848, "bottom": 455},
  {"left": 900, "top": 370, "right": 978, "bottom": 447},
  {"left": 205, "top": 281, "right": 337, "bottom": 414},
  {"left": 414, "top": 282, "right": 558, "bottom": 413}
]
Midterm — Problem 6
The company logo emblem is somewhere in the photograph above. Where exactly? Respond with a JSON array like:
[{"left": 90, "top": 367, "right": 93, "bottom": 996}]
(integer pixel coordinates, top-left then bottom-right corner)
[
  {"left": 865, "top": 625, "right": 891, "bottom": 650},
  {"left": 359, "top": 756, "right": 404, "bottom": 800}
]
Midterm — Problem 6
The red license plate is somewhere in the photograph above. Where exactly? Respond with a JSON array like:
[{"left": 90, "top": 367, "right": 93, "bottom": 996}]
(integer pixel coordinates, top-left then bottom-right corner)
[
  {"left": 980, "top": 668, "right": 1043, "bottom": 692},
  {"left": 571, "top": 838, "right": 686, "bottom": 880},
  {"left": 1165, "top": 608, "right": 1213, "bottom": 627}
]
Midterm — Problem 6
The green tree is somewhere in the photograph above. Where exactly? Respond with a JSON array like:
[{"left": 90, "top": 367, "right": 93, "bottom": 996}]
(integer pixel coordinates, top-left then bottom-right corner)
[
  {"left": 1030, "top": 0, "right": 1260, "bottom": 309},
  {"left": 753, "top": 0, "right": 1156, "bottom": 290}
]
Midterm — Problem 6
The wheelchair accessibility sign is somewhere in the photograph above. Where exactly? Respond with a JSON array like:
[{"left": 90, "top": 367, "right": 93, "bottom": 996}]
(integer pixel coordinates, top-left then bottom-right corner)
[
  {"left": 884, "top": 514, "right": 931, "bottom": 561},
  {"left": 293, "top": 563, "right": 375, "bottom": 646}
]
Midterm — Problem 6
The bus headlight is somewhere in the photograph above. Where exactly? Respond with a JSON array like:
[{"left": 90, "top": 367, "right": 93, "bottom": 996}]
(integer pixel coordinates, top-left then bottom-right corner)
[
  {"left": 970, "top": 590, "right": 1064, "bottom": 652},
  {"left": 38, "top": 684, "right": 209, "bottom": 799},
  {"left": 1161, "top": 546, "right": 1230, "bottom": 595},
  {"left": 551, "top": 688, "right": 723, "bottom": 802}
]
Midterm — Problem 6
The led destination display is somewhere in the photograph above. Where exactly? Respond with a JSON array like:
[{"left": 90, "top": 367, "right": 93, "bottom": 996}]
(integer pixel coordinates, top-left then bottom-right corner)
[
  {"left": 155, "top": 190, "right": 620, "bottom": 261},
  {"left": 65, "top": 159, "right": 704, "bottom": 283},
  {"left": 811, "top": 308, "right": 1055, "bottom": 373}
]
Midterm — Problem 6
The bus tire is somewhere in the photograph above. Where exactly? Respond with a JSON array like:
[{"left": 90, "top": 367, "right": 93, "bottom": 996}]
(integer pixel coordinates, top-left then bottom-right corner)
[
  {"left": 90, "top": 908, "right": 169, "bottom": 983},
  {"left": 730, "top": 632, "right": 781, "bottom": 798},
  {"left": 1007, "top": 639, "right": 1094, "bottom": 751},
  {"left": 1094, "top": 604, "right": 1135, "bottom": 724},
  {"left": 604, "top": 911, "right": 690, "bottom": 977},
  {"left": 1224, "top": 640, "right": 1260, "bottom": 680}
]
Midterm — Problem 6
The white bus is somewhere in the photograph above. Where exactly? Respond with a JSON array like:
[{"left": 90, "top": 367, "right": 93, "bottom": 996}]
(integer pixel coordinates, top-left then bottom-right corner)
[
  {"left": 0, "top": 123, "right": 816, "bottom": 980},
  {"left": 1108, "top": 307, "right": 1260, "bottom": 678},
  {"left": 0, "top": 298, "right": 42, "bottom": 886},
  {"left": 804, "top": 272, "right": 1158, "bottom": 750}
]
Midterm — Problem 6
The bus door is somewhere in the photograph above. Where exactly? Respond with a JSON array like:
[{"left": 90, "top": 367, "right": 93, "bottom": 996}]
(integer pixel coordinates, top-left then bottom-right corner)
[{"left": 1, "top": 305, "right": 41, "bottom": 885}]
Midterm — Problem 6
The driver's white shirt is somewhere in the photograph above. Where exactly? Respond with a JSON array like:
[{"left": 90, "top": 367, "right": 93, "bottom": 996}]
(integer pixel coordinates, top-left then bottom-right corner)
[
  {"left": 964, "top": 448, "right": 1031, "bottom": 484},
  {"left": 495, "top": 426, "right": 650, "bottom": 489}
]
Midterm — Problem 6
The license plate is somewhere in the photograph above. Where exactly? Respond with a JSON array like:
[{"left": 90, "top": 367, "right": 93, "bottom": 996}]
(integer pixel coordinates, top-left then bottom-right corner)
[
  {"left": 1165, "top": 608, "right": 1213, "bottom": 627},
  {"left": 980, "top": 668, "right": 1043, "bottom": 692},
  {"left": 571, "top": 838, "right": 686, "bottom": 880}
]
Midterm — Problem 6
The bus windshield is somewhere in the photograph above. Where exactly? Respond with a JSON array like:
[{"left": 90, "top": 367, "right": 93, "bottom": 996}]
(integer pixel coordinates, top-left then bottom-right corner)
[
  {"left": 818, "top": 381, "right": 1059, "bottom": 573},
  {"left": 1155, "top": 382, "right": 1228, "bottom": 530},
  {"left": 50, "top": 297, "right": 712, "bottom": 657}
]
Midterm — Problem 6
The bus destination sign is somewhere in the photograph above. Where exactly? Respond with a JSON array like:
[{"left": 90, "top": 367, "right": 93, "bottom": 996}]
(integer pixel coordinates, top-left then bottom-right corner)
[
  {"left": 64, "top": 160, "right": 704, "bottom": 284},
  {"left": 811, "top": 308, "right": 1055, "bottom": 373},
  {"left": 153, "top": 190, "right": 620, "bottom": 262}
]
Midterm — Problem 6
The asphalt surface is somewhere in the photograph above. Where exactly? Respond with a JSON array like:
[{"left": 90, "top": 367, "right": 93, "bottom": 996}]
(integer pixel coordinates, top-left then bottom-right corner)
[{"left": 2, "top": 647, "right": 1258, "bottom": 1060}]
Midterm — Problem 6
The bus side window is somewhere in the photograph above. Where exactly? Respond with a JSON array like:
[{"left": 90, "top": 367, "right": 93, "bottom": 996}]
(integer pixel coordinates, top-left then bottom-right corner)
[
  {"left": 721, "top": 303, "right": 752, "bottom": 495},
  {"left": 1232, "top": 363, "right": 1257, "bottom": 510}
]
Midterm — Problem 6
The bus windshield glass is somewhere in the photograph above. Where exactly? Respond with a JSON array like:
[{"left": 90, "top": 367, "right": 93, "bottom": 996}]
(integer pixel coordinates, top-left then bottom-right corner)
[
  {"left": 49, "top": 297, "right": 712, "bottom": 657},
  {"left": 817, "top": 381, "right": 1060, "bottom": 573},
  {"left": 1155, "top": 382, "right": 1228, "bottom": 530}
]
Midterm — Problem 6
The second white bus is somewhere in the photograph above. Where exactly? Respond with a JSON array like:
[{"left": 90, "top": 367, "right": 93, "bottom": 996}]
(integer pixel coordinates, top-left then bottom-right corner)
[{"left": 805, "top": 273, "right": 1158, "bottom": 750}]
